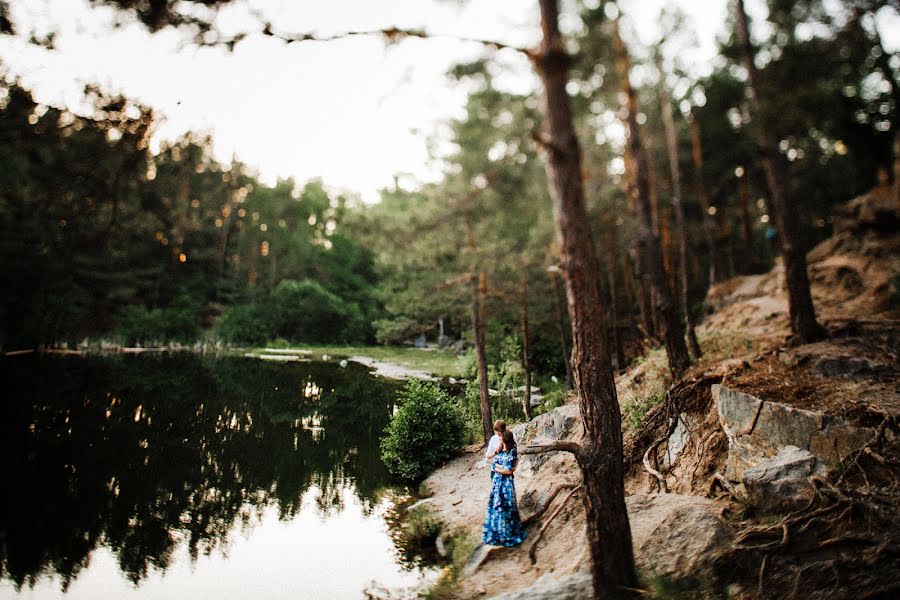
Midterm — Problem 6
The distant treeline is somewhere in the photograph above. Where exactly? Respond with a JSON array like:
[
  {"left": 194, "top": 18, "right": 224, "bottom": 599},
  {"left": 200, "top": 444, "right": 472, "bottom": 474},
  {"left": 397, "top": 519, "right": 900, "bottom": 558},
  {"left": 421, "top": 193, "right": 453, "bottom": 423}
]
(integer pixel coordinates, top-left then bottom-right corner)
[{"left": 0, "top": 82, "right": 380, "bottom": 349}]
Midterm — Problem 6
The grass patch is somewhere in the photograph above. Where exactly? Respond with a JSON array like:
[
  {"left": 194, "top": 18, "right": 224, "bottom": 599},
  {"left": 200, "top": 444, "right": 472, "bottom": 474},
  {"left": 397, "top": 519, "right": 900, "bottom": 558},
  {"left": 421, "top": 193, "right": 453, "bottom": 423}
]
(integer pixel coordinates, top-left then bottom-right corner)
[
  {"left": 622, "top": 392, "right": 665, "bottom": 431},
  {"left": 406, "top": 505, "right": 443, "bottom": 543},
  {"left": 640, "top": 573, "right": 712, "bottom": 599},
  {"left": 422, "top": 530, "right": 478, "bottom": 600},
  {"left": 697, "top": 330, "right": 758, "bottom": 364},
  {"left": 250, "top": 343, "right": 465, "bottom": 378},
  {"left": 618, "top": 345, "right": 669, "bottom": 433}
]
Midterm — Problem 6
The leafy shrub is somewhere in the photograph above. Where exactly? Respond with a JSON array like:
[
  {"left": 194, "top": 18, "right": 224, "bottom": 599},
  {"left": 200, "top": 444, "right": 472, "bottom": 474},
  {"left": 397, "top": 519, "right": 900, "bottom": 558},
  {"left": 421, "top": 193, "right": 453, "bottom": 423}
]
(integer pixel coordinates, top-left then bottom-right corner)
[
  {"left": 272, "top": 279, "right": 356, "bottom": 343},
  {"left": 213, "top": 303, "right": 274, "bottom": 345},
  {"left": 381, "top": 380, "right": 465, "bottom": 481},
  {"left": 116, "top": 301, "right": 201, "bottom": 345}
]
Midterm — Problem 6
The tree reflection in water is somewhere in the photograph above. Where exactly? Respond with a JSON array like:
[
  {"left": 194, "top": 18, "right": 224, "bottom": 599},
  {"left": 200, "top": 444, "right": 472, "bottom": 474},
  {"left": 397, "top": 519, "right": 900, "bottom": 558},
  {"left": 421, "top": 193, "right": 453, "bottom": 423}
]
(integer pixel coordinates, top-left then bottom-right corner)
[{"left": 0, "top": 354, "right": 406, "bottom": 591}]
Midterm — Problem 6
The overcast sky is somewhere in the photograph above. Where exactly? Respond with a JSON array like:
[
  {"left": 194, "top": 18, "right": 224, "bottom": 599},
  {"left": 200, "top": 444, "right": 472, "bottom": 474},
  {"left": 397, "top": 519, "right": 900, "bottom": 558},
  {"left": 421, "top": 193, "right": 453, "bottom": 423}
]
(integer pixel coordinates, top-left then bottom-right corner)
[{"left": 0, "top": 0, "right": 896, "bottom": 201}]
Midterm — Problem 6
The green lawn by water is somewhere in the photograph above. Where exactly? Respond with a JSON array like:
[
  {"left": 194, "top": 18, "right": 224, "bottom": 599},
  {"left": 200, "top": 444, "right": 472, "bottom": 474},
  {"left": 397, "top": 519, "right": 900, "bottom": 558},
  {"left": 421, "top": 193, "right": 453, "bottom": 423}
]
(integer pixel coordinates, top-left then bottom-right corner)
[{"left": 251, "top": 344, "right": 467, "bottom": 379}]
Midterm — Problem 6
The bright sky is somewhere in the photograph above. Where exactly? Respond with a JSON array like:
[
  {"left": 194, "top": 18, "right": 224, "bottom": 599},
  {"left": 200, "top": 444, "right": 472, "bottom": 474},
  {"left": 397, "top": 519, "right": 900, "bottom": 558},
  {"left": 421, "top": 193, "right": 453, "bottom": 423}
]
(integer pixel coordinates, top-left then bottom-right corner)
[{"left": 0, "top": 0, "right": 895, "bottom": 201}]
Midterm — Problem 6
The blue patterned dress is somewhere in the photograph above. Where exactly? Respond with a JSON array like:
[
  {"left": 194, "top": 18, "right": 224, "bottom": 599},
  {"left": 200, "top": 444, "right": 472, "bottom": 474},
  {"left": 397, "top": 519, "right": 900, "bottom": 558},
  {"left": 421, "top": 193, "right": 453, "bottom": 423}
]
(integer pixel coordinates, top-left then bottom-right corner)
[{"left": 482, "top": 449, "right": 527, "bottom": 546}]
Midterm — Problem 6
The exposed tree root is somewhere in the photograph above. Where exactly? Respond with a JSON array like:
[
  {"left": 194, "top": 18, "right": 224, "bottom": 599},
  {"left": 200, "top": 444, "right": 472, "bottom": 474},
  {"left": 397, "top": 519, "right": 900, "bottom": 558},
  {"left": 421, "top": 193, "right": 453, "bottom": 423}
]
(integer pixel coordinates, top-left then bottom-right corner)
[
  {"left": 527, "top": 484, "right": 582, "bottom": 564},
  {"left": 522, "top": 482, "right": 578, "bottom": 527}
]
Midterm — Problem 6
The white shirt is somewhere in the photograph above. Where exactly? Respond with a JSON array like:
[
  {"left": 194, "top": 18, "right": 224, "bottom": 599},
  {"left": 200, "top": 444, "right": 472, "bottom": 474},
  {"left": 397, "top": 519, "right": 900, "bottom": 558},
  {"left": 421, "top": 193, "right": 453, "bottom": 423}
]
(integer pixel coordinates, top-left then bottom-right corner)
[{"left": 485, "top": 434, "right": 502, "bottom": 459}]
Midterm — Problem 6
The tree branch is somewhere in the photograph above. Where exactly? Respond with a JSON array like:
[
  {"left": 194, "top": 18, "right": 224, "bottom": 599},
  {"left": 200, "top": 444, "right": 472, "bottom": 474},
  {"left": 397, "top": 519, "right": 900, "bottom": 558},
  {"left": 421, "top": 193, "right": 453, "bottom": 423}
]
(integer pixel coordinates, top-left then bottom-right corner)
[
  {"left": 520, "top": 441, "right": 581, "bottom": 455},
  {"left": 206, "top": 23, "right": 533, "bottom": 57}
]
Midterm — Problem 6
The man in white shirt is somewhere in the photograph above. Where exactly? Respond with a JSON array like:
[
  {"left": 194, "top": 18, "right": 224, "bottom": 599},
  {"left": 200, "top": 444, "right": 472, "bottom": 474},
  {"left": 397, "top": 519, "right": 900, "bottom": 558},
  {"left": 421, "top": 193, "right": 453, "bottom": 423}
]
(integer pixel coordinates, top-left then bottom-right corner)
[{"left": 485, "top": 420, "right": 507, "bottom": 465}]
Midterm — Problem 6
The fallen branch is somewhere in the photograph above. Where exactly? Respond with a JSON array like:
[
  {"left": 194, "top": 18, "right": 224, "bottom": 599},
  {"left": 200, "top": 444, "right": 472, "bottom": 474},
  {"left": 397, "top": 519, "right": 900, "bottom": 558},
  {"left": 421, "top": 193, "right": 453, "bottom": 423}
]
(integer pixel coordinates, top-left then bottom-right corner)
[{"left": 528, "top": 484, "right": 582, "bottom": 564}]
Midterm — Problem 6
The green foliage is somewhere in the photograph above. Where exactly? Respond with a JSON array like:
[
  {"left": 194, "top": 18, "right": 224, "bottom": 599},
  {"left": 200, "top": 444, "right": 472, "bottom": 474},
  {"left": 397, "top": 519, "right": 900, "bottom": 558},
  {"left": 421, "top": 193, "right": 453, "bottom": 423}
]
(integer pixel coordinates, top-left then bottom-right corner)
[
  {"left": 405, "top": 505, "right": 442, "bottom": 543},
  {"left": 422, "top": 530, "right": 477, "bottom": 600},
  {"left": 380, "top": 380, "right": 465, "bottom": 481},
  {"left": 213, "top": 303, "right": 275, "bottom": 345},
  {"left": 272, "top": 279, "right": 351, "bottom": 343},
  {"left": 622, "top": 392, "right": 665, "bottom": 432},
  {"left": 116, "top": 299, "right": 201, "bottom": 345}
]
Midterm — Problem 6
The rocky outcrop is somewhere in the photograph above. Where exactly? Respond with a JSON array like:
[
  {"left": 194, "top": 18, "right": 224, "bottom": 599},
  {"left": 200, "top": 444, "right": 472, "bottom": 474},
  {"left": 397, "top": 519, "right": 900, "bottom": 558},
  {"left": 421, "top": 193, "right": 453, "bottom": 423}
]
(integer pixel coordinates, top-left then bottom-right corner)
[
  {"left": 713, "top": 384, "right": 875, "bottom": 478},
  {"left": 487, "top": 573, "right": 592, "bottom": 600},
  {"left": 627, "top": 493, "right": 730, "bottom": 580},
  {"left": 741, "top": 445, "right": 828, "bottom": 512}
]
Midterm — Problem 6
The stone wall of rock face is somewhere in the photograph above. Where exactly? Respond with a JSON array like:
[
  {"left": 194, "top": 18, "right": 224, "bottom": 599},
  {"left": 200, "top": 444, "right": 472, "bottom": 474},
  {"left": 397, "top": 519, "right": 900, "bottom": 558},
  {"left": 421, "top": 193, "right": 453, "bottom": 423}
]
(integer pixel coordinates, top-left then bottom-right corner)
[{"left": 713, "top": 384, "right": 875, "bottom": 479}]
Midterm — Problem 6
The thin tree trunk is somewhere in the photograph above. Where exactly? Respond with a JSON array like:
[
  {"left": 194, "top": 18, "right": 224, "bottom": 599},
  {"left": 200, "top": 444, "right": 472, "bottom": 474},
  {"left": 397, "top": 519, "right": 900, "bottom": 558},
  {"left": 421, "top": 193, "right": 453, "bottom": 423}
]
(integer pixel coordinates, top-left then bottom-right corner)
[
  {"left": 613, "top": 18, "right": 691, "bottom": 378},
  {"left": 521, "top": 280, "right": 533, "bottom": 421},
  {"left": 658, "top": 64, "right": 702, "bottom": 359},
  {"left": 606, "top": 213, "right": 626, "bottom": 370},
  {"left": 471, "top": 270, "right": 493, "bottom": 444},
  {"left": 688, "top": 115, "right": 720, "bottom": 285},
  {"left": 738, "top": 169, "right": 754, "bottom": 272},
  {"left": 735, "top": 0, "right": 825, "bottom": 343},
  {"left": 550, "top": 270, "right": 575, "bottom": 390},
  {"left": 534, "top": 2, "right": 638, "bottom": 596}
]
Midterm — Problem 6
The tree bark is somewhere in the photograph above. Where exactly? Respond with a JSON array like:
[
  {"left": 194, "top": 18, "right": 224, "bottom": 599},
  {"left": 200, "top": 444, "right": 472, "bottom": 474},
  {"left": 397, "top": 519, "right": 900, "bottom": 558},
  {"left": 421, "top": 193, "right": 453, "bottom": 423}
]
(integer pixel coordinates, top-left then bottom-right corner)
[
  {"left": 688, "top": 115, "right": 720, "bottom": 285},
  {"left": 658, "top": 65, "right": 702, "bottom": 359},
  {"left": 737, "top": 168, "right": 755, "bottom": 272},
  {"left": 534, "top": 2, "right": 639, "bottom": 596},
  {"left": 605, "top": 212, "right": 626, "bottom": 370},
  {"left": 613, "top": 18, "right": 691, "bottom": 379},
  {"left": 735, "top": 0, "right": 825, "bottom": 344},
  {"left": 471, "top": 270, "right": 493, "bottom": 444},
  {"left": 521, "top": 279, "right": 533, "bottom": 421},
  {"left": 550, "top": 270, "right": 575, "bottom": 390}
]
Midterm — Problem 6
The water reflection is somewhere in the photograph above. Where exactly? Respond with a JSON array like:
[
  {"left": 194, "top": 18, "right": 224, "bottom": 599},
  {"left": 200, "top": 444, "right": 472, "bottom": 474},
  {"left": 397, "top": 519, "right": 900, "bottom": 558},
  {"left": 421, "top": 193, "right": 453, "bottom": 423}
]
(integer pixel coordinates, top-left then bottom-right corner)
[{"left": 0, "top": 353, "right": 422, "bottom": 595}]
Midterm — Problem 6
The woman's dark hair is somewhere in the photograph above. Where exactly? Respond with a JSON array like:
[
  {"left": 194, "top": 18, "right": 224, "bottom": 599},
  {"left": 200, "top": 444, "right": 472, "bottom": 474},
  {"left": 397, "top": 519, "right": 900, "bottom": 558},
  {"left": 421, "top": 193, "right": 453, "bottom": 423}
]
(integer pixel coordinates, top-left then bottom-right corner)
[{"left": 501, "top": 430, "right": 516, "bottom": 452}]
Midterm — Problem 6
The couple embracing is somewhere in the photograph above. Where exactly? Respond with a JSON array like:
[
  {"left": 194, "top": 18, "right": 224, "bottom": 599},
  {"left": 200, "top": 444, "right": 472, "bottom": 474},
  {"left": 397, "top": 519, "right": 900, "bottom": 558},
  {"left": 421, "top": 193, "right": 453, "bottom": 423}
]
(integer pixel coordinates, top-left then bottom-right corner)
[{"left": 482, "top": 420, "right": 527, "bottom": 547}]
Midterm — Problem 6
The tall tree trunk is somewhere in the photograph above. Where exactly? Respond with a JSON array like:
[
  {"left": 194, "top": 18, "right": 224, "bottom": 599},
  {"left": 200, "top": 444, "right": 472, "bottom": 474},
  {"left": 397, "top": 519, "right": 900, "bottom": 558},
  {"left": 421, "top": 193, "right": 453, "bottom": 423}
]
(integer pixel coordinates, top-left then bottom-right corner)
[
  {"left": 658, "top": 64, "right": 702, "bottom": 359},
  {"left": 737, "top": 168, "right": 755, "bottom": 272},
  {"left": 534, "top": 2, "right": 639, "bottom": 596},
  {"left": 521, "top": 280, "right": 533, "bottom": 421},
  {"left": 605, "top": 212, "right": 626, "bottom": 370},
  {"left": 688, "top": 115, "right": 720, "bottom": 285},
  {"left": 613, "top": 19, "right": 691, "bottom": 379},
  {"left": 471, "top": 270, "right": 493, "bottom": 444},
  {"left": 735, "top": 0, "right": 825, "bottom": 344},
  {"left": 550, "top": 269, "right": 575, "bottom": 390}
]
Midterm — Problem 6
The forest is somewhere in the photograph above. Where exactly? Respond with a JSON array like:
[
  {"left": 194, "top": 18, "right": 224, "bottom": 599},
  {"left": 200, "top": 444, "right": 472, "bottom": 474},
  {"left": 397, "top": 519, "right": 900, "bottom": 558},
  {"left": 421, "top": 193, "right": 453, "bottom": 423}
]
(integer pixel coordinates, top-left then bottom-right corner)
[
  {"left": 1, "top": 0, "right": 898, "bottom": 599},
  {"left": 2, "top": 0, "right": 892, "bottom": 364}
]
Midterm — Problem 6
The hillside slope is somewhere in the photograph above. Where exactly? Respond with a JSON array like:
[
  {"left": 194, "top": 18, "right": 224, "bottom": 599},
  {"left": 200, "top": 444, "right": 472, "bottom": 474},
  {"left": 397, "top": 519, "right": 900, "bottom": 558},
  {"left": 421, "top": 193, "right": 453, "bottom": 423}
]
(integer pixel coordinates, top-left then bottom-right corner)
[{"left": 416, "top": 181, "right": 899, "bottom": 600}]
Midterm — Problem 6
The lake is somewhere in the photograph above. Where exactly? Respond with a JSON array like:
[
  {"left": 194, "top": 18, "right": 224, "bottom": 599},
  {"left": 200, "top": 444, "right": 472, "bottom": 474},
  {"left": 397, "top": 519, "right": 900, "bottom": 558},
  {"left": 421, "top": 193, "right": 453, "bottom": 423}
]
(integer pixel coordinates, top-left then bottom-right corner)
[{"left": 0, "top": 353, "right": 438, "bottom": 599}]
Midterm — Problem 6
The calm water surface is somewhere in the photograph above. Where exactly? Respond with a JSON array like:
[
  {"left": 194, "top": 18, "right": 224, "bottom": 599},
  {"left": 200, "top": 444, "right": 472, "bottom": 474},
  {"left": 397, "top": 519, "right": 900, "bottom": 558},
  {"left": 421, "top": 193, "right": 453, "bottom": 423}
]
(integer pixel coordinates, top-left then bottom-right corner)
[{"left": 0, "top": 353, "right": 437, "bottom": 599}]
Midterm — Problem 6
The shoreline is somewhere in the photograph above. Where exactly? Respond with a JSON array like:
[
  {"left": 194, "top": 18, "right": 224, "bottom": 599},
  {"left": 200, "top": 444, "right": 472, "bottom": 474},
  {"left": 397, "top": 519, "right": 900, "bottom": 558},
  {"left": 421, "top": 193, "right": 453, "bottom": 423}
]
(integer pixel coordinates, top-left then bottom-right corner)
[{"left": 7, "top": 344, "right": 464, "bottom": 382}]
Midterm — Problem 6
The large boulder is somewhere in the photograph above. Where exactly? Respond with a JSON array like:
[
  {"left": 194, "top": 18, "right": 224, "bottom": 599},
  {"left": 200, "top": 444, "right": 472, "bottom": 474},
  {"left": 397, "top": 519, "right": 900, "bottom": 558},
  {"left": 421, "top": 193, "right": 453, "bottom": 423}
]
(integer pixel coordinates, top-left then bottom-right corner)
[
  {"left": 487, "top": 573, "right": 592, "bottom": 600},
  {"left": 741, "top": 445, "right": 828, "bottom": 512},
  {"left": 713, "top": 384, "right": 874, "bottom": 478},
  {"left": 627, "top": 493, "right": 730, "bottom": 580}
]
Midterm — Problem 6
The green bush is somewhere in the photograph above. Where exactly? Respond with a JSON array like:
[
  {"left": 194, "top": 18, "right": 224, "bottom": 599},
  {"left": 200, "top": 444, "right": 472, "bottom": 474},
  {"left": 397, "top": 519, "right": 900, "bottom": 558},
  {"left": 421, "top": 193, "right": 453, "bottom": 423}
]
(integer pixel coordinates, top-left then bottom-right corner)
[
  {"left": 116, "top": 301, "right": 201, "bottom": 345},
  {"left": 381, "top": 380, "right": 465, "bottom": 481},
  {"left": 272, "top": 278, "right": 354, "bottom": 343},
  {"left": 213, "top": 303, "right": 274, "bottom": 345}
]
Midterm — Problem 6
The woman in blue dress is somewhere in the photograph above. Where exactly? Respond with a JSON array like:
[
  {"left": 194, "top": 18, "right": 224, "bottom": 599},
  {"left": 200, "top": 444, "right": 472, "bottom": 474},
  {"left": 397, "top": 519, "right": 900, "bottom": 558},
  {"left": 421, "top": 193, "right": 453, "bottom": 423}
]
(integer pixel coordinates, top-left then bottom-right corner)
[{"left": 482, "top": 430, "right": 527, "bottom": 546}]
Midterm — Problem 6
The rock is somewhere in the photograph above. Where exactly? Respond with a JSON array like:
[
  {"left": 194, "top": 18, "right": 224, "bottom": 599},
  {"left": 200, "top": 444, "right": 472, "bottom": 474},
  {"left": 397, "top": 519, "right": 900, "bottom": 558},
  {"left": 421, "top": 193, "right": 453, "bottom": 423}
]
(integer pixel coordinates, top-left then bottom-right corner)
[
  {"left": 486, "top": 573, "right": 593, "bottom": 600},
  {"left": 812, "top": 356, "right": 893, "bottom": 379},
  {"left": 339, "top": 359, "right": 348, "bottom": 368},
  {"left": 663, "top": 414, "right": 690, "bottom": 466},
  {"left": 713, "top": 384, "right": 875, "bottom": 478},
  {"left": 413, "top": 333, "right": 427, "bottom": 348},
  {"left": 627, "top": 493, "right": 730, "bottom": 580},
  {"left": 435, "top": 531, "right": 449, "bottom": 557},
  {"left": 406, "top": 497, "right": 435, "bottom": 512},
  {"left": 462, "top": 543, "right": 503, "bottom": 577},
  {"left": 741, "top": 446, "right": 828, "bottom": 512},
  {"left": 513, "top": 404, "right": 580, "bottom": 476}
]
